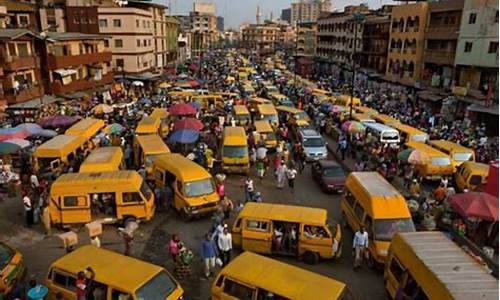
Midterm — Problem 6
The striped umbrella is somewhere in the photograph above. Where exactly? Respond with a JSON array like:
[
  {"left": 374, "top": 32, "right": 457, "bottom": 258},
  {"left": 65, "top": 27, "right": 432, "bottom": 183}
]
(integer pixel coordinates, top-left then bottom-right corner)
[
  {"left": 342, "top": 121, "right": 366, "bottom": 133},
  {"left": 0, "top": 127, "right": 30, "bottom": 142},
  {"left": 3, "top": 138, "right": 30, "bottom": 148}
]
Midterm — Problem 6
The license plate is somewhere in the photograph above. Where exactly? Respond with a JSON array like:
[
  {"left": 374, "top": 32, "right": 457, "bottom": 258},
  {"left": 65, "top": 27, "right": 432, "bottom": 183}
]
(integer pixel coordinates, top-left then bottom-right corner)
[{"left": 191, "top": 210, "right": 199, "bottom": 214}]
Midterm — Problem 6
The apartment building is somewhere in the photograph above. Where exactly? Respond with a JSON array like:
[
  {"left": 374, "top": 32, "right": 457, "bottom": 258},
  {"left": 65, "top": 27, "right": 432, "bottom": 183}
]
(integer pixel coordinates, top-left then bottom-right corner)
[
  {"left": 421, "top": 0, "right": 464, "bottom": 88},
  {"left": 297, "top": 22, "right": 317, "bottom": 57},
  {"left": 42, "top": 32, "right": 112, "bottom": 95},
  {"left": 360, "top": 13, "right": 391, "bottom": 75},
  {"left": 98, "top": 0, "right": 168, "bottom": 74},
  {"left": 291, "top": 0, "right": 332, "bottom": 25},
  {"left": 241, "top": 24, "right": 280, "bottom": 54},
  {"left": 0, "top": 0, "right": 38, "bottom": 31},
  {"left": 455, "top": 0, "right": 498, "bottom": 91},
  {"left": 386, "top": 2, "right": 429, "bottom": 86}
]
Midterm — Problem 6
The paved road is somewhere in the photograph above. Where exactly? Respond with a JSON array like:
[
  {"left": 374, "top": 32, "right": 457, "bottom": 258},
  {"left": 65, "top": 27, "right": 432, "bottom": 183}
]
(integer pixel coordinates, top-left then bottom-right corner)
[{"left": 0, "top": 153, "right": 387, "bottom": 300}]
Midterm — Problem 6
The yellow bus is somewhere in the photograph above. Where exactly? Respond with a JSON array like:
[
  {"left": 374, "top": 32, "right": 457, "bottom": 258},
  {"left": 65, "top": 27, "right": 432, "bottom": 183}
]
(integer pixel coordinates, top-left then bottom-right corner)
[
  {"left": 354, "top": 106, "right": 378, "bottom": 116},
  {"left": 248, "top": 97, "right": 272, "bottom": 113},
  {"left": 222, "top": 126, "right": 249, "bottom": 174},
  {"left": 276, "top": 105, "right": 311, "bottom": 124},
  {"left": 373, "top": 114, "right": 401, "bottom": 126},
  {"left": 133, "top": 134, "right": 170, "bottom": 175},
  {"left": 253, "top": 120, "right": 277, "bottom": 149},
  {"left": 153, "top": 153, "right": 219, "bottom": 219},
  {"left": 232, "top": 202, "right": 342, "bottom": 264},
  {"left": 0, "top": 242, "right": 25, "bottom": 295},
  {"left": 405, "top": 141, "right": 455, "bottom": 179},
  {"left": 65, "top": 118, "right": 105, "bottom": 150},
  {"left": 341, "top": 172, "right": 415, "bottom": 267},
  {"left": 79, "top": 147, "right": 124, "bottom": 173},
  {"left": 232, "top": 105, "right": 251, "bottom": 126},
  {"left": 454, "top": 161, "right": 490, "bottom": 192},
  {"left": 193, "top": 94, "right": 224, "bottom": 109},
  {"left": 46, "top": 245, "right": 183, "bottom": 300},
  {"left": 428, "top": 140, "right": 475, "bottom": 168},
  {"left": 256, "top": 104, "right": 279, "bottom": 129},
  {"left": 392, "top": 123, "right": 428, "bottom": 143},
  {"left": 212, "top": 252, "right": 352, "bottom": 300},
  {"left": 149, "top": 108, "right": 170, "bottom": 138},
  {"left": 135, "top": 116, "right": 161, "bottom": 136},
  {"left": 385, "top": 232, "right": 498, "bottom": 300},
  {"left": 336, "top": 95, "right": 361, "bottom": 107},
  {"left": 33, "top": 134, "right": 87, "bottom": 175},
  {"left": 49, "top": 170, "right": 155, "bottom": 226}
]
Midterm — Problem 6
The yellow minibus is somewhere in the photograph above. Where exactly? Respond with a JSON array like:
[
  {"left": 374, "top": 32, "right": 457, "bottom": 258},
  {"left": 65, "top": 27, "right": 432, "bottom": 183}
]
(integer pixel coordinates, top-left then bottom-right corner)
[
  {"left": 0, "top": 242, "right": 25, "bottom": 295},
  {"left": 341, "top": 172, "right": 415, "bottom": 267},
  {"left": 428, "top": 140, "right": 475, "bottom": 168},
  {"left": 135, "top": 116, "right": 161, "bottom": 136},
  {"left": 49, "top": 170, "right": 155, "bottom": 226},
  {"left": 212, "top": 252, "right": 352, "bottom": 300},
  {"left": 405, "top": 141, "right": 455, "bottom": 179},
  {"left": 222, "top": 126, "right": 249, "bottom": 174},
  {"left": 133, "top": 134, "right": 170, "bottom": 174},
  {"left": 392, "top": 123, "right": 428, "bottom": 143},
  {"left": 79, "top": 147, "right": 124, "bottom": 173},
  {"left": 232, "top": 202, "right": 342, "bottom": 264},
  {"left": 65, "top": 118, "right": 105, "bottom": 150},
  {"left": 232, "top": 105, "right": 251, "bottom": 126},
  {"left": 46, "top": 245, "right": 183, "bottom": 300},
  {"left": 253, "top": 120, "right": 277, "bottom": 149},
  {"left": 256, "top": 104, "right": 279, "bottom": 128},
  {"left": 33, "top": 134, "right": 87, "bottom": 175}
]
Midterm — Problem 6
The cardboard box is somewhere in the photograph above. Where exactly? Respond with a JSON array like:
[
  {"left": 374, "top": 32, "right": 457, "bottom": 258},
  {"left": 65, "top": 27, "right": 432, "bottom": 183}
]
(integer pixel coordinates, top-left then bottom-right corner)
[
  {"left": 58, "top": 231, "right": 78, "bottom": 248},
  {"left": 85, "top": 221, "right": 102, "bottom": 237}
]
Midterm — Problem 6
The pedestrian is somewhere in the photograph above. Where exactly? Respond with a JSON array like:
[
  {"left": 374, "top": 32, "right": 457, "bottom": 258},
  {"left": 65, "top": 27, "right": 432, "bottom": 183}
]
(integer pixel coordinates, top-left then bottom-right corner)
[
  {"left": 339, "top": 139, "right": 348, "bottom": 160},
  {"left": 217, "top": 226, "right": 232, "bottom": 266},
  {"left": 244, "top": 177, "right": 254, "bottom": 203},
  {"left": 168, "top": 234, "right": 181, "bottom": 262},
  {"left": 220, "top": 196, "right": 234, "bottom": 219},
  {"left": 76, "top": 271, "right": 88, "bottom": 300},
  {"left": 255, "top": 159, "right": 265, "bottom": 180},
  {"left": 23, "top": 192, "right": 33, "bottom": 228},
  {"left": 138, "top": 165, "right": 146, "bottom": 179},
  {"left": 119, "top": 229, "right": 133, "bottom": 256},
  {"left": 276, "top": 162, "right": 286, "bottom": 189},
  {"left": 286, "top": 165, "right": 298, "bottom": 193},
  {"left": 216, "top": 180, "right": 225, "bottom": 201},
  {"left": 409, "top": 179, "right": 421, "bottom": 198},
  {"left": 353, "top": 226, "right": 369, "bottom": 269},
  {"left": 201, "top": 233, "right": 219, "bottom": 278},
  {"left": 41, "top": 204, "right": 51, "bottom": 236}
]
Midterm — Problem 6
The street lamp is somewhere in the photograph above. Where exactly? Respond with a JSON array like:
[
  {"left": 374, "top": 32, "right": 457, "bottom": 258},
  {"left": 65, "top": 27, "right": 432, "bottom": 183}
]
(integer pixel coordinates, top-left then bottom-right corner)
[{"left": 349, "top": 12, "right": 365, "bottom": 119}]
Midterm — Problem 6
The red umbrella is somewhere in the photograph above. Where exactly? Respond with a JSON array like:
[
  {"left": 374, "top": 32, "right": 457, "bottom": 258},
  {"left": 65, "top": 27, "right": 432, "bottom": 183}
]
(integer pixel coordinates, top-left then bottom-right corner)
[
  {"left": 449, "top": 192, "right": 499, "bottom": 221},
  {"left": 169, "top": 103, "right": 197, "bottom": 116},
  {"left": 189, "top": 80, "right": 200, "bottom": 88},
  {"left": 173, "top": 118, "right": 203, "bottom": 131},
  {"left": 37, "top": 115, "right": 78, "bottom": 129}
]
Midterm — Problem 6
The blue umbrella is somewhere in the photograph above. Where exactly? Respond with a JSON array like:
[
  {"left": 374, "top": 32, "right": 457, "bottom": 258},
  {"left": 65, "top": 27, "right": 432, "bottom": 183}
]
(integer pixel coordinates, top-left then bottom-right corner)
[
  {"left": 168, "top": 129, "right": 199, "bottom": 144},
  {"left": 190, "top": 101, "right": 201, "bottom": 109},
  {"left": 16, "top": 123, "right": 43, "bottom": 135},
  {"left": 139, "top": 98, "right": 152, "bottom": 105}
]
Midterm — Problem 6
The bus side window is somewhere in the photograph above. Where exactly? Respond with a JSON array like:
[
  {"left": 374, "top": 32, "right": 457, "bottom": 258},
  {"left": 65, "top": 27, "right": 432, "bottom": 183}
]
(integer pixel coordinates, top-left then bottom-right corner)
[
  {"left": 234, "top": 218, "right": 242, "bottom": 229},
  {"left": 353, "top": 202, "right": 365, "bottom": 222},
  {"left": 215, "top": 275, "right": 224, "bottom": 287},
  {"left": 123, "top": 192, "right": 143, "bottom": 203},
  {"left": 389, "top": 256, "right": 405, "bottom": 282},
  {"left": 52, "top": 269, "right": 77, "bottom": 291},
  {"left": 223, "top": 278, "right": 255, "bottom": 300}
]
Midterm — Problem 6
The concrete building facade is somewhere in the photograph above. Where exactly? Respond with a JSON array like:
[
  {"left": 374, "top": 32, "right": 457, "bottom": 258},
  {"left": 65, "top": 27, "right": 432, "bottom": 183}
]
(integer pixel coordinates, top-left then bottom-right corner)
[
  {"left": 297, "top": 22, "right": 317, "bottom": 57},
  {"left": 360, "top": 15, "right": 391, "bottom": 74},
  {"left": 291, "top": 0, "right": 332, "bottom": 25},
  {"left": 241, "top": 24, "right": 280, "bottom": 54}
]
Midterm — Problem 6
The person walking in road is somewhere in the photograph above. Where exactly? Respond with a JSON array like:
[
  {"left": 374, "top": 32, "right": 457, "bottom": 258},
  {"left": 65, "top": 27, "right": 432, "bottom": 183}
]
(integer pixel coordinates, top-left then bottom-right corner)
[
  {"left": 244, "top": 177, "right": 254, "bottom": 203},
  {"left": 23, "top": 192, "right": 33, "bottom": 228},
  {"left": 217, "top": 227, "right": 232, "bottom": 266},
  {"left": 339, "top": 139, "right": 348, "bottom": 160},
  {"left": 168, "top": 234, "right": 181, "bottom": 263},
  {"left": 286, "top": 165, "right": 298, "bottom": 193},
  {"left": 353, "top": 226, "right": 369, "bottom": 269},
  {"left": 276, "top": 162, "right": 287, "bottom": 189},
  {"left": 220, "top": 196, "right": 234, "bottom": 219},
  {"left": 201, "top": 233, "right": 219, "bottom": 278}
]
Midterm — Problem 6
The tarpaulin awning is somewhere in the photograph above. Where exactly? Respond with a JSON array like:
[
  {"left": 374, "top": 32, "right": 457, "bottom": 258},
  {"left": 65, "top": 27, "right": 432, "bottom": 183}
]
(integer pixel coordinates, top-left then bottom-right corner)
[
  {"left": 54, "top": 69, "right": 77, "bottom": 77},
  {"left": 467, "top": 103, "right": 499, "bottom": 116},
  {"left": 449, "top": 192, "right": 499, "bottom": 221}
]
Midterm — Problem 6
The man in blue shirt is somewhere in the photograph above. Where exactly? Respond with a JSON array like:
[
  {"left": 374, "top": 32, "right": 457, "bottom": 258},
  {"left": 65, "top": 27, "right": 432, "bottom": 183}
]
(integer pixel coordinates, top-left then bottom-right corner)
[{"left": 201, "top": 233, "right": 219, "bottom": 278}]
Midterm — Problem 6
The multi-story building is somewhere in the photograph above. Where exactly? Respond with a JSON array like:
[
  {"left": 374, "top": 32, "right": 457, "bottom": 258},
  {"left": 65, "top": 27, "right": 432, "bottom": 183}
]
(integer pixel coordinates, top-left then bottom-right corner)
[
  {"left": 1, "top": 0, "right": 38, "bottom": 31},
  {"left": 241, "top": 24, "right": 280, "bottom": 54},
  {"left": 190, "top": 2, "right": 217, "bottom": 56},
  {"left": 386, "top": 2, "right": 429, "bottom": 86},
  {"left": 291, "top": 0, "right": 332, "bottom": 25},
  {"left": 165, "top": 17, "right": 178, "bottom": 66},
  {"left": 42, "top": 32, "right": 113, "bottom": 95},
  {"left": 297, "top": 21, "right": 317, "bottom": 57},
  {"left": 421, "top": 0, "right": 464, "bottom": 88},
  {"left": 454, "top": 0, "right": 498, "bottom": 92},
  {"left": 360, "top": 13, "right": 391, "bottom": 74},
  {"left": 216, "top": 16, "right": 224, "bottom": 31},
  {"left": 316, "top": 6, "right": 368, "bottom": 68},
  {"left": 281, "top": 8, "right": 292, "bottom": 24},
  {"left": 177, "top": 32, "right": 191, "bottom": 63},
  {"left": 97, "top": 0, "right": 169, "bottom": 75},
  {"left": 0, "top": 29, "right": 43, "bottom": 105}
]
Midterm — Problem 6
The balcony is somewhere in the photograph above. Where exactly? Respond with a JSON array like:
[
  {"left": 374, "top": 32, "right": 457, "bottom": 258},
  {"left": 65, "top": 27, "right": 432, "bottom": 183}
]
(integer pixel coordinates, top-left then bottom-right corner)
[
  {"left": 4, "top": 85, "right": 43, "bottom": 104},
  {"left": 425, "top": 26, "right": 460, "bottom": 40},
  {"left": 47, "top": 52, "right": 113, "bottom": 69},
  {"left": 50, "top": 72, "right": 113, "bottom": 95},
  {"left": 2, "top": 56, "right": 38, "bottom": 71},
  {"left": 424, "top": 49, "right": 455, "bottom": 65}
]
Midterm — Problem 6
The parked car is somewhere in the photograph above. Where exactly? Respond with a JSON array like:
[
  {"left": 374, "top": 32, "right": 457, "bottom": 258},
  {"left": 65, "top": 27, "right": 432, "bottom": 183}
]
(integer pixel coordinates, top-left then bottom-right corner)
[{"left": 312, "top": 160, "right": 346, "bottom": 193}]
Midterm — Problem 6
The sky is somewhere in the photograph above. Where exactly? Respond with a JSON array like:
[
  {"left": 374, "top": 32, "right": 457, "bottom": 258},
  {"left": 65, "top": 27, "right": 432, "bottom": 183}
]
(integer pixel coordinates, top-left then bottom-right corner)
[{"left": 159, "top": 0, "right": 393, "bottom": 29}]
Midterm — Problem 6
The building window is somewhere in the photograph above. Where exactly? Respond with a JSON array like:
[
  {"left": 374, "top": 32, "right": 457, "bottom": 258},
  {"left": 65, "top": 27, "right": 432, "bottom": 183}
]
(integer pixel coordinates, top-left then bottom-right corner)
[
  {"left": 488, "top": 41, "right": 498, "bottom": 53},
  {"left": 148, "top": 39, "right": 151, "bottom": 46},
  {"left": 117, "top": 59, "right": 124, "bottom": 68},
  {"left": 18, "top": 15, "right": 29, "bottom": 27},
  {"left": 495, "top": 10, "right": 499, "bottom": 23},
  {"left": 99, "top": 19, "right": 107, "bottom": 27},
  {"left": 104, "top": 40, "right": 109, "bottom": 47},
  {"left": 114, "top": 39, "right": 123, "bottom": 48},
  {"left": 464, "top": 42, "right": 473, "bottom": 52},
  {"left": 143, "top": 20, "right": 146, "bottom": 27},
  {"left": 137, "top": 39, "right": 141, "bottom": 47},
  {"left": 88, "top": 18, "right": 96, "bottom": 24},
  {"left": 143, "top": 39, "right": 147, "bottom": 47},
  {"left": 468, "top": 13, "right": 477, "bottom": 24},
  {"left": 113, "top": 19, "right": 121, "bottom": 27},
  {"left": 136, "top": 19, "right": 140, "bottom": 27}
]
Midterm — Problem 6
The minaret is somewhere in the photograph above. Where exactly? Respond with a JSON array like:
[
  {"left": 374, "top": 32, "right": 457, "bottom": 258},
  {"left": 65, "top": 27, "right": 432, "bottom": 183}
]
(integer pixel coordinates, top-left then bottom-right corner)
[{"left": 256, "top": 2, "right": 261, "bottom": 24}]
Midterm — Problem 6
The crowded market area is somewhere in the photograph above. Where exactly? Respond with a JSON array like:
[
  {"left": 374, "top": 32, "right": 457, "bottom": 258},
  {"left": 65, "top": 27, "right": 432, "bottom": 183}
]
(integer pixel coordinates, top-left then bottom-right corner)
[{"left": 0, "top": 49, "right": 498, "bottom": 300}]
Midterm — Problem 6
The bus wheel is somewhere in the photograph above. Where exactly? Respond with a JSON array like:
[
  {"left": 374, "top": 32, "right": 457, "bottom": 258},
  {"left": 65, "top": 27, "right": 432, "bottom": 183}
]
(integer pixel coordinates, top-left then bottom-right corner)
[{"left": 303, "top": 251, "right": 319, "bottom": 265}]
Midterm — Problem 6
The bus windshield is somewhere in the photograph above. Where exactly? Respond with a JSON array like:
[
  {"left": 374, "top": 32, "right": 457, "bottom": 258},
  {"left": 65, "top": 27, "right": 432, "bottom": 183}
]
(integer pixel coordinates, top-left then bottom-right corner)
[
  {"left": 261, "top": 114, "right": 278, "bottom": 123},
  {"left": 223, "top": 146, "right": 248, "bottom": 158},
  {"left": 140, "top": 182, "right": 153, "bottom": 200},
  {"left": 454, "top": 152, "right": 473, "bottom": 162},
  {"left": 136, "top": 271, "right": 177, "bottom": 300},
  {"left": 432, "top": 157, "right": 451, "bottom": 166},
  {"left": 0, "top": 244, "right": 14, "bottom": 269},
  {"left": 374, "top": 218, "right": 415, "bottom": 241},
  {"left": 184, "top": 178, "right": 215, "bottom": 197}
]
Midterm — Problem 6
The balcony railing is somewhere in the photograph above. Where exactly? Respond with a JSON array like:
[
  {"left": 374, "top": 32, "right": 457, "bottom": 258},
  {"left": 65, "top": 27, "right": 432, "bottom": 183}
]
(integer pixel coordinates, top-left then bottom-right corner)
[
  {"left": 47, "top": 52, "right": 112, "bottom": 69},
  {"left": 2, "top": 55, "right": 38, "bottom": 71},
  {"left": 4, "top": 84, "right": 43, "bottom": 104},
  {"left": 50, "top": 72, "right": 113, "bottom": 95},
  {"left": 424, "top": 49, "right": 455, "bottom": 65}
]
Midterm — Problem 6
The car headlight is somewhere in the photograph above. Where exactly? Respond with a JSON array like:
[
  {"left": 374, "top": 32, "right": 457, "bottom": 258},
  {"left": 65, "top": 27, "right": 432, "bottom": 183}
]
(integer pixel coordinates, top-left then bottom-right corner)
[{"left": 378, "top": 249, "right": 388, "bottom": 256}]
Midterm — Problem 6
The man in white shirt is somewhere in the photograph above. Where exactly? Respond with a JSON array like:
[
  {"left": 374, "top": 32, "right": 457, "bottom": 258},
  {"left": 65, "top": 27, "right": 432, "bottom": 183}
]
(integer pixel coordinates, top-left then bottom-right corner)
[
  {"left": 353, "top": 226, "right": 369, "bottom": 268},
  {"left": 23, "top": 193, "right": 33, "bottom": 227},
  {"left": 217, "top": 227, "right": 232, "bottom": 266}
]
